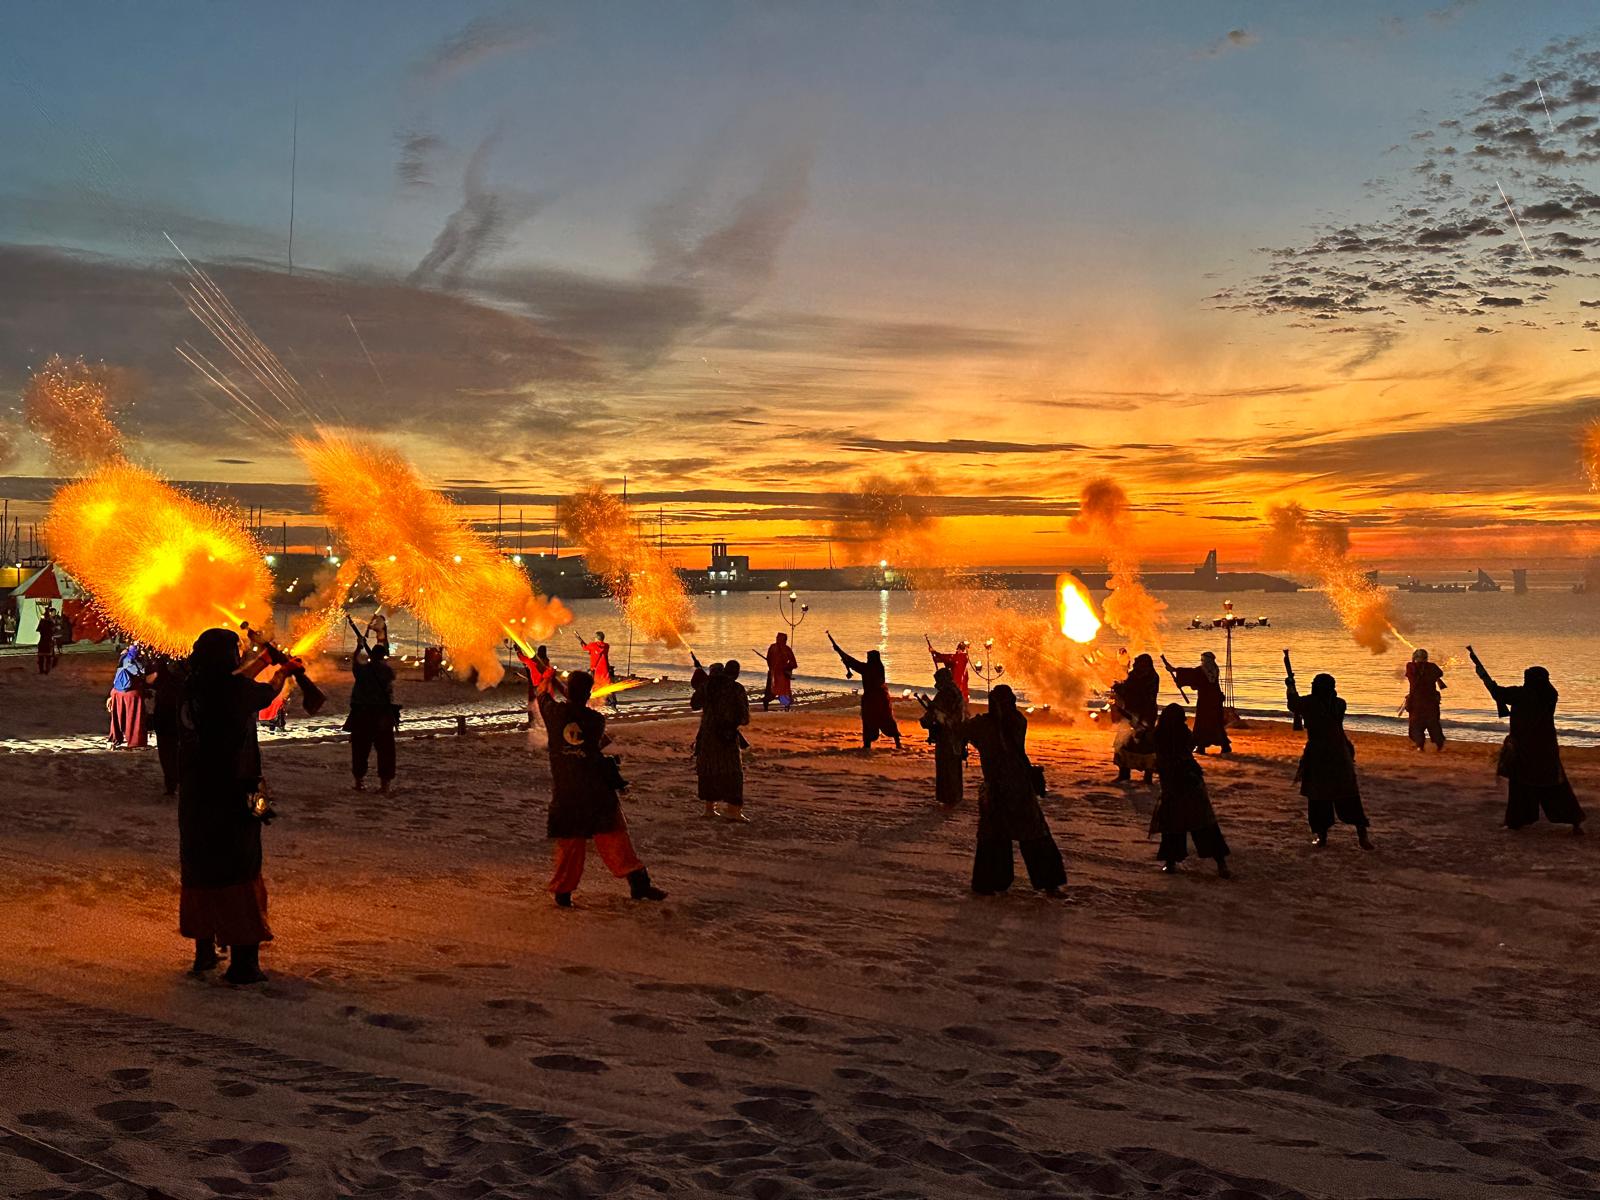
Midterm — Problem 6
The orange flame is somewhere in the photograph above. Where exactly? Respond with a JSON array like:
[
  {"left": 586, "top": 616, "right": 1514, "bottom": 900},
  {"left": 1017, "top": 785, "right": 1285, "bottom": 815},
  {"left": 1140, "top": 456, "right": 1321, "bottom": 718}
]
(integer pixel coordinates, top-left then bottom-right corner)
[
  {"left": 1262, "top": 503, "right": 1411, "bottom": 654},
  {"left": 296, "top": 430, "right": 571, "bottom": 686},
  {"left": 1058, "top": 574, "right": 1102, "bottom": 643},
  {"left": 45, "top": 461, "right": 272, "bottom": 654},
  {"left": 590, "top": 678, "right": 646, "bottom": 700},
  {"left": 562, "top": 487, "right": 695, "bottom": 649}
]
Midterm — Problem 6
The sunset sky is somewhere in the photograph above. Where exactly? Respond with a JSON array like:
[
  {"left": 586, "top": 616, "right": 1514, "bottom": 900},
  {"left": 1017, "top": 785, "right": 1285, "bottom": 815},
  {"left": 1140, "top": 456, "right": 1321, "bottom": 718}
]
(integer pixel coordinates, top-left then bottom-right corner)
[{"left": 5, "top": 1, "right": 1600, "bottom": 570}]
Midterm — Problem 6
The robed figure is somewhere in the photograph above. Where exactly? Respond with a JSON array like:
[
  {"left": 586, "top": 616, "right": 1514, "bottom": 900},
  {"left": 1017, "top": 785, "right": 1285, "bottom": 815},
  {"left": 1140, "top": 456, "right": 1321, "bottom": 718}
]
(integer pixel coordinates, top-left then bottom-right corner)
[
  {"left": 920, "top": 666, "right": 968, "bottom": 806},
  {"left": 762, "top": 633, "right": 798, "bottom": 711},
  {"left": 1111, "top": 654, "right": 1160, "bottom": 782},
  {"left": 1150, "top": 704, "right": 1230, "bottom": 876},
  {"left": 829, "top": 633, "right": 902, "bottom": 750},
  {"left": 1404, "top": 649, "right": 1446, "bottom": 752},
  {"left": 965, "top": 686, "right": 1066, "bottom": 896},
  {"left": 1285, "top": 670, "right": 1373, "bottom": 849},
  {"left": 1472, "top": 656, "right": 1584, "bottom": 832},
  {"left": 1164, "top": 651, "right": 1231, "bottom": 754},
  {"left": 696, "top": 660, "right": 752, "bottom": 820}
]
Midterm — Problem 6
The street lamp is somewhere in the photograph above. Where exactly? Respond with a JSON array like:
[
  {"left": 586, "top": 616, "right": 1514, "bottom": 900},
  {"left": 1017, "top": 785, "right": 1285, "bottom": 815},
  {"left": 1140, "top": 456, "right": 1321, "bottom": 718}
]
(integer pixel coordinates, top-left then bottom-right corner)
[
  {"left": 779, "top": 591, "right": 809, "bottom": 634},
  {"left": 971, "top": 638, "right": 1004, "bottom": 692}
]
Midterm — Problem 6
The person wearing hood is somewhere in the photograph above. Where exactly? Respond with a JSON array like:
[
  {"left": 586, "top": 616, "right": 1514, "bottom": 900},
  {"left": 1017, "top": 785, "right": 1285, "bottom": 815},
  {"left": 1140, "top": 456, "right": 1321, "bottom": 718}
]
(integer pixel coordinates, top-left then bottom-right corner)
[
  {"left": 761, "top": 632, "right": 798, "bottom": 711},
  {"left": 1286, "top": 668, "right": 1373, "bottom": 849},
  {"left": 178, "top": 627, "right": 292, "bottom": 983},
  {"left": 513, "top": 642, "right": 561, "bottom": 728},
  {"left": 1471, "top": 654, "right": 1584, "bottom": 833},
  {"left": 147, "top": 652, "right": 188, "bottom": 796},
  {"left": 828, "top": 632, "right": 902, "bottom": 751},
  {"left": 1151, "top": 704, "right": 1231, "bottom": 876},
  {"left": 538, "top": 669, "right": 667, "bottom": 906},
  {"left": 920, "top": 666, "right": 968, "bottom": 806},
  {"left": 696, "top": 659, "right": 752, "bottom": 821},
  {"left": 1163, "top": 650, "right": 1231, "bottom": 755},
  {"left": 1404, "top": 648, "right": 1447, "bottom": 752},
  {"left": 927, "top": 637, "right": 972, "bottom": 707},
  {"left": 964, "top": 685, "right": 1066, "bottom": 897},
  {"left": 1111, "top": 653, "right": 1161, "bottom": 782},
  {"left": 347, "top": 640, "right": 400, "bottom": 793},
  {"left": 578, "top": 631, "right": 619, "bottom": 710},
  {"left": 107, "top": 642, "right": 149, "bottom": 749}
]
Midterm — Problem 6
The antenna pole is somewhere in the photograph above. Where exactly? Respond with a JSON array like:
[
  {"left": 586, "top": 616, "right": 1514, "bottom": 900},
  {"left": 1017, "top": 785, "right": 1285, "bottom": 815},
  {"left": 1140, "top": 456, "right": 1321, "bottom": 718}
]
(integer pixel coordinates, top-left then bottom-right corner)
[{"left": 288, "top": 97, "right": 299, "bottom": 274}]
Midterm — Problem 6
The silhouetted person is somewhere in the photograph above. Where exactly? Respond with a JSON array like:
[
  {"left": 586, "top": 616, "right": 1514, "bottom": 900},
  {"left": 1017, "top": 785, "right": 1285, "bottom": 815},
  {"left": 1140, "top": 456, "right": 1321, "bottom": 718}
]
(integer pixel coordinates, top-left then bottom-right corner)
[
  {"left": 965, "top": 685, "right": 1066, "bottom": 896},
  {"left": 1163, "top": 650, "right": 1231, "bottom": 754},
  {"left": 1285, "top": 665, "right": 1373, "bottom": 849},
  {"left": 1470, "top": 649, "right": 1585, "bottom": 834},
  {"left": 178, "top": 627, "right": 289, "bottom": 983},
  {"left": 1404, "top": 648, "right": 1446, "bottom": 751},
  {"left": 148, "top": 652, "right": 187, "bottom": 796},
  {"left": 347, "top": 641, "right": 399, "bottom": 793},
  {"left": 1112, "top": 653, "right": 1160, "bottom": 782},
  {"left": 828, "top": 632, "right": 902, "bottom": 750},
  {"left": 1151, "top": 704, "right": 1230, "bottom": 876},
  {"left": 761, "top": 632, "right": 797, "bottom": 711},
  {"left": 696, "top": 658, "right": 751, "bottom": 820},
  {"left": 35, "top": 604, "right": 57, "bottom": 674},
  {"left": 539, "top": 670, "right": 666, "bottom": 906},
  {"left": 920, "top": 666, "right": 967, "bottom": 806}
]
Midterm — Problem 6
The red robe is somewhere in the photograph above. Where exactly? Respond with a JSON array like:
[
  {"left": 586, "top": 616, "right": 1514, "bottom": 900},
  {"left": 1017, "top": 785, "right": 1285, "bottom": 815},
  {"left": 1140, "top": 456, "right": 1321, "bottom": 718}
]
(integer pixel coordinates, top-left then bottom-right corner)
[
  {"left": 931, "top": 650, "right": 970, "bottom": 701},
  {"left": 583, "top": 640, "right": 614, "bottom": 687},
  {"left": 516, "top": 649, "right": 559, "bottom": 700},
  {"left": 764, "top": 640, "right": 797, "bottom": 703}
]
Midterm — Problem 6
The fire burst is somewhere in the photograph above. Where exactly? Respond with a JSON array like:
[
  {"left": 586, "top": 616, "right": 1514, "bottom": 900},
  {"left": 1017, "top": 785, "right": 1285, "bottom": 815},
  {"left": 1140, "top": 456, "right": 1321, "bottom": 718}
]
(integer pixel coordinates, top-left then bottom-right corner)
[
  {"left": 561, "top": 487, "right": 696, "bottom": 650},
  {"left": 1262, "top": 503, "right": 1410, "bottom": 654},
  {"left": 1071, "top": 477, "right": 1165, "bottom": 652},
  {"left": 23, "top": 355, "right": 125, "bottom": 470},
  {"left": 1057, "top": 574, "right": 1102, "bottom": 643},
  {"left": 297, "top": 431, "right": 571, "bottom": 686},
  {"left": 44, "top": 461, "right": 272, "bottom": 654}
]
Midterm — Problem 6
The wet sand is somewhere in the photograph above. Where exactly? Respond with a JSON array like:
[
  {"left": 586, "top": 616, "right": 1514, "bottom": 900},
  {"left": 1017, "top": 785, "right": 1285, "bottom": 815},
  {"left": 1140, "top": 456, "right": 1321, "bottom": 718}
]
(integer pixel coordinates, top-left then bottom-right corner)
[{"left": 3, "top": 649, "right": 1599, "bottom": 1198}]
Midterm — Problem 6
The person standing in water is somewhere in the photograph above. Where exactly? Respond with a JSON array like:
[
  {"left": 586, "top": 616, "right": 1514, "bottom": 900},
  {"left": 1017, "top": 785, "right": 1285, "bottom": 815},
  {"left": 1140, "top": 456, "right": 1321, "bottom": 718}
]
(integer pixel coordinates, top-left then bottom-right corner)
[
  {"left": 1469, "top": 647, "right": 1584, "bottom": 834},
  {"left": 538, "top": 670, "right": 666, "bottom": 906},
  {"left": 828, "top": 632, "right": 902, "bottom": 751},
  {"left": 1150, "top": 704, "right": 1230, "bottom": 876},
  {"left": 1404, "top": 648, "right": 1447, "bottom": 752},
  {"left": 964, "top": 685, "right": 1066, "bottom": 897},
  {"left": 1285, "top": 653, "right": 1373, "bottom": 850}
]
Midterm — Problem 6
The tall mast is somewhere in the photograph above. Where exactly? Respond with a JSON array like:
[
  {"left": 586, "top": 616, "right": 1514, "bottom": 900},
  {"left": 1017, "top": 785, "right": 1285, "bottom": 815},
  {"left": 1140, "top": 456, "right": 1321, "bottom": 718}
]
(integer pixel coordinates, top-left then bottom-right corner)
[{"left": 287, "top": 96, "right": 299, "bottom": 274}]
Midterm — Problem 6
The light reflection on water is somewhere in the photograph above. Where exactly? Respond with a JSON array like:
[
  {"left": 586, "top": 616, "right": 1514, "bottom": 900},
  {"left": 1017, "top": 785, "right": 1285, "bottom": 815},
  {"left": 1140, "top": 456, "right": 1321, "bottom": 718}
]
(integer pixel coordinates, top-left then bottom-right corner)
[{"left": 288, "top": 586, "right": 1600, "bottom": 744}]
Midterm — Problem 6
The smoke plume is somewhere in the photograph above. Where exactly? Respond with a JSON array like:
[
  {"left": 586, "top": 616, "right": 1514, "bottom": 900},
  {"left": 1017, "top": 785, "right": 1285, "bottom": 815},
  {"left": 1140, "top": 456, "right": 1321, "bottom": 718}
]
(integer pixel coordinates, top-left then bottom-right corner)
[
  {"left": 561, "top": 486, "right": 696, "bottom": 651},
  {"left": 826, "top": 469, "right": 942, "bottom": 570},
  {"left": 1584, "top": 420, "right": 1600, "bottom": 491},
  {"left": 1261, "top": 503, "right": 1411, "bottom": 654},
  {"left": 1070, "top": 478, "right": 1165, "bottom": 653}
]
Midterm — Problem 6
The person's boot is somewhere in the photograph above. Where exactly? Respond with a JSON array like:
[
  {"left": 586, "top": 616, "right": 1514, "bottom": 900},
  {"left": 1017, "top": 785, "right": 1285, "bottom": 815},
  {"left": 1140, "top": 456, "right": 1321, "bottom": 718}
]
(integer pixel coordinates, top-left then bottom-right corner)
[
  {"left": 1216, "top": 859, "right": 1232, "bottom": 879},
  {"left": 224, "top": 943, "right": 267, "bottom": 985},
  {"left": 1160, "top": 861, "right": 1179, "bottom": 874},
  {"left": 379, "top": 778, "right": 391, "bottom": 795},
  {"left": 1357, "top": 828, "right": 1375, "bottom": 851},
  {"left": 1312, "top": 831, "right": 1329, "bottom": 847},
  {"left": 191, "top": 938, "right": 220, "bottom": 974},
  {"left": 1116, "top": 766, "right": 1131, "bottom": 782},
  {"left": 721, "top": 804, "right": 750, "bottom": 824},
  {"left": 627, "top": 869, "right": 667, "bottom": 902},
  {"left": 703, "top": 802, "right": 718, "bottom": 819},
  {"left": 554, "top": 892, "right": 574, "bottom": 908},
  {"left": 353, "top": 777, "right": 365, "bottom": 791}
]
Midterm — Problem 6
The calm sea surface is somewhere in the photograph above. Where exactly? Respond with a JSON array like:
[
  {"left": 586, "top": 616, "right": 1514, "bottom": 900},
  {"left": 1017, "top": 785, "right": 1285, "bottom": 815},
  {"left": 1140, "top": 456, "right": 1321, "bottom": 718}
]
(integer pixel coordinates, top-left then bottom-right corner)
[{"left": 307, "top": 586, "right": 1600, "bottom": 745}]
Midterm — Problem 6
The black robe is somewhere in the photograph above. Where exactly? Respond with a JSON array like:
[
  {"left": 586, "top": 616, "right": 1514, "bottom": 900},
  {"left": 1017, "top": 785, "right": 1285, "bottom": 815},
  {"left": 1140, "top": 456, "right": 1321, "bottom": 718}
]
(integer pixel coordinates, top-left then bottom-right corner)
[
  {"left": 1286, "top": 683, "right": 1368, "bottom": 833},
  {"left": 178, "top": 674, "right": 280, "bottom": 891},
  {"left": 1173, "top": 665, "right": 1229, "bottom": 751},
  {"left": 1482, "top": 679, "right": 1584, "bottom": 828},
  {"left": 696, "top": 673, "right": 750, "bottom": 803},
  {"left": 920, "top": 681, "right": 967, "bottom": 805},
  {"left": 538, "top": 693, "right": 622, "bottom": 839},
  {"left": 1151, "top": 739, "right": 1229, "bottom": 863},
  {"left": 965, "top": 711, "right": 1065, "bottom": 891}
]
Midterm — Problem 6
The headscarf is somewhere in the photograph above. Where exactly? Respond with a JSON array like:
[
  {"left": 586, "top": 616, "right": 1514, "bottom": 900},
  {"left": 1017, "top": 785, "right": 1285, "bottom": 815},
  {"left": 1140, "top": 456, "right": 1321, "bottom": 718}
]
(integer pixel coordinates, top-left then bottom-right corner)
[
  {"left": 113, "top": 643, "right": 144, "bottom": 692},
  {"left": 987, "top": 683, "right": 1025, "bottom": 753},
  {"left": 775, "top": 633, "right": 787, "bottom": 645},
  {"left": 183, "top": 627, "right": 244, "bottom": 733},
  {"left": 1311, "top": 672, "right": 1337, "bottom": 700},
  {"left": 1521, "top": 666, "right": 1558, "bottom": 708},
  {"left": 566, "top": 669, "right": 594, "bottom": 709},
  {"left": 725, "top": 659, "right": 742, "bottom": 679},
  {"left": 1154, "top": 702, "right": 1191, "bottom": 760},
  {"left": 1200, "top": 651, "right": 1219, "bottom": 686}
]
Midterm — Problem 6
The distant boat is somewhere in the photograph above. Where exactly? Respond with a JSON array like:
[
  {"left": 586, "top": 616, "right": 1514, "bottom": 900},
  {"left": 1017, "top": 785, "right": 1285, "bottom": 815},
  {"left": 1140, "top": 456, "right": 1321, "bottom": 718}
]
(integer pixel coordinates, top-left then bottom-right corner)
[{"left": 1396, "top": 568, "right": 1500, "bottom": 594}]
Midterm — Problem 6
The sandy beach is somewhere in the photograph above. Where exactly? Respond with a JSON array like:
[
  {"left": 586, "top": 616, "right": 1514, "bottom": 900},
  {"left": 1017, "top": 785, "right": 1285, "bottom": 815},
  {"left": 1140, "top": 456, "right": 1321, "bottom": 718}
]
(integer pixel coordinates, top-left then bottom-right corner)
[{"left": 3, "top": 649, "right": 1599, "bottom": 1199}]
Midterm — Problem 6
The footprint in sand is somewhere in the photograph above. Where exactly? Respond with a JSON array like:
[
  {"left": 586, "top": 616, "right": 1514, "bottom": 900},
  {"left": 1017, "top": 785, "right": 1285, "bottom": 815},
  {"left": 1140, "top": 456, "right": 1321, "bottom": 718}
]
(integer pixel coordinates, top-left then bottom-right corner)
[
  {"left": 611, "top": 1012, "right": 678, "bottom": 1032},
  {"left": 531, "top": 1053, "right": 609, "bottom": 1073},
  {"left": 706, "top": 1038, "right": 775, "bottom": 1059},
  {"left": 674, "top": 1071, "right": 719, "bottom": 1088},
  {"left": 108, "top": 1067, "right": 152, "bottom": 1089},
  {"left": 93, "top": 1098, "right": 176, "bottom": 1133}
]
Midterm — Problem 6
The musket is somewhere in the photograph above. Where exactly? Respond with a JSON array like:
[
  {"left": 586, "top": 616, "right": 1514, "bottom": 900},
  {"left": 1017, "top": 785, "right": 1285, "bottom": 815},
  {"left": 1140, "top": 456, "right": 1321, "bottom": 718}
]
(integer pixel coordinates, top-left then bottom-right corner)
[
  {"left": 240, "top": 622, "right": 327, "bottom": 716},
  {"left": 1159, "top": 654, "right": 1190, "bottom": 704},
  {"left": 1467, "top": 644, "right": 1509, "bottom": 718},
  {"left": 827, "top": 630, "right": 854, "bottom": 679}
]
